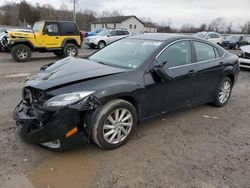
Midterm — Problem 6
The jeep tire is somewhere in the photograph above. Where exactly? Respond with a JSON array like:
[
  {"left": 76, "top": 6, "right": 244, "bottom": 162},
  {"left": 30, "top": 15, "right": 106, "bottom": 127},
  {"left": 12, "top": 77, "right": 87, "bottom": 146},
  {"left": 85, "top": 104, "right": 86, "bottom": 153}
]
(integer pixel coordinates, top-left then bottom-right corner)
[
  {"left": 11, "top": 44, "right": 32, "bottom": 62},
  {"left": 63, "top": 43, "right": 78, "bottom": 57}
]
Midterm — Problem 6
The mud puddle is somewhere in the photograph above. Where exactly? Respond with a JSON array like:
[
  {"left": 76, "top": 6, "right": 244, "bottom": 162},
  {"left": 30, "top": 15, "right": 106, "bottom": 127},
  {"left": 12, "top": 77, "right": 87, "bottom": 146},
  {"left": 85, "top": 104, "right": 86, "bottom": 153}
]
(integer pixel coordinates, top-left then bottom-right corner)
[{"left": 27, "top": 149, "right": 97, "bottom": 188}]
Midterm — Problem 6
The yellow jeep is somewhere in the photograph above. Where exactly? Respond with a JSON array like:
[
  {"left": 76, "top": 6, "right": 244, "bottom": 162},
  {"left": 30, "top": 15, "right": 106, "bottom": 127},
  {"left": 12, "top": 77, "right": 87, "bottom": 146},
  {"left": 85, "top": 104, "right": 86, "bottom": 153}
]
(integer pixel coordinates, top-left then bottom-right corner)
[{"left": 2, "top": 21, "right": 82, "bottom": 62}]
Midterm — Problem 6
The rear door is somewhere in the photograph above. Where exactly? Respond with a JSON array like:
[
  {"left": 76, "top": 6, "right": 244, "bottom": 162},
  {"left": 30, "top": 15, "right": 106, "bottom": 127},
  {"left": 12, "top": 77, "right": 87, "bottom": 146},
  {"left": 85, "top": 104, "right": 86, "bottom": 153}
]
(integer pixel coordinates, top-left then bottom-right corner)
[{"left": 191, "top": 40, "right": 225, "bottom": 101}]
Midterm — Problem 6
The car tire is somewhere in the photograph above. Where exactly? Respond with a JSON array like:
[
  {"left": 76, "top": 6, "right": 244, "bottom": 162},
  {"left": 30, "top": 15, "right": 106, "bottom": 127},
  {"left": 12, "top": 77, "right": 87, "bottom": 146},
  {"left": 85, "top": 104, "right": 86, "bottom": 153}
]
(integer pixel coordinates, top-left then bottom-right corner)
[
  {"left": 11, "top": 44, "right": 31, "bottom": 62},
  {"left": 98, "top": 41, "right": 106, "bottom": 49},
  {"left": 53, "top": 50, "right": 64, "bottom": 57},
  {"left": 91, "top": 99, "right": 137, "bottom": 150},
  {"left": 212, "top": 77, "right": 232, "bottom": 107},
  {"left": 63, "top": 43, "right": 78, "bottom": 57}
]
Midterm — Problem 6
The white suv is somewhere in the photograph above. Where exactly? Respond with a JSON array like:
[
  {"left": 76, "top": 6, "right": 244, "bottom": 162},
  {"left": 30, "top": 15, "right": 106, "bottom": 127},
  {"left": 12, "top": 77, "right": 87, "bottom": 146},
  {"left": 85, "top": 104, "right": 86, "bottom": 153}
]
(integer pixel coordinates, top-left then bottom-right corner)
[
  {"left": 194, "top": 32, "right": 222, "bottom": 45},
  {"left": 85, "top": 29, "right": 131, "bottom": 49}
]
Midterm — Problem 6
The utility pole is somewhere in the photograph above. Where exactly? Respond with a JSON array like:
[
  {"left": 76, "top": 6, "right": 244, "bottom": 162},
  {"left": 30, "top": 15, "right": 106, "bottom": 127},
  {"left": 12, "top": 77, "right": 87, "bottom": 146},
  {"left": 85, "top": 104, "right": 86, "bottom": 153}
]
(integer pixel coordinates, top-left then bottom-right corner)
[{"left": 71, "top": 0, "right": 78, "bottom": 22}]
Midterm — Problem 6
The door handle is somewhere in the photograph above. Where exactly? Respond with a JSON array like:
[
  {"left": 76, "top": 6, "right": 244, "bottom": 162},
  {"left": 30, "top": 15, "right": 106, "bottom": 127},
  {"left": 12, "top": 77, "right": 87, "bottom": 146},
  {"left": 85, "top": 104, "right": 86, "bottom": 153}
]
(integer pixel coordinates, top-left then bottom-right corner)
[
  {"left": 55, "top": 37, "right": 59, "bottom": 39},
  {"left": 188, "top": 70, "right": 197, "bottom": 77}
]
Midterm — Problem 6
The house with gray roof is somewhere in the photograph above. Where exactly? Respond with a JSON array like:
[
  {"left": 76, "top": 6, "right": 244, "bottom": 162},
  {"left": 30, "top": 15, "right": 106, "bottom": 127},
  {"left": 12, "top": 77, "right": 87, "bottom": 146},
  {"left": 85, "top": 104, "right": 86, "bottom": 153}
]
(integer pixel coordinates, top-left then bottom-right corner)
[{"left": 90, "top": 16, "right": 157, "bottom": 34}]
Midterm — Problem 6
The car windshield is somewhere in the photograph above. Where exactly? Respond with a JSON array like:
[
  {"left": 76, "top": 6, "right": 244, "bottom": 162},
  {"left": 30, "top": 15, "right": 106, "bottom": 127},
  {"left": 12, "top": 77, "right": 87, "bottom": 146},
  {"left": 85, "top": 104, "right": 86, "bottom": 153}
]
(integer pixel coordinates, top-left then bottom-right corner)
[
  {"left": 33, "top": 22, "right": 43, "bottom": 33},
  {"left": 227, "top": 35, "right": 240, "bottom": 40},
  {"left": 97, "top": 30, "right": 110, "bottom": 36},
  {"left": 89, "top": 39, "right": 162, "bottom": 69},
  {"left": 194, "top": 32, "right": 207, "bottom": 38}
]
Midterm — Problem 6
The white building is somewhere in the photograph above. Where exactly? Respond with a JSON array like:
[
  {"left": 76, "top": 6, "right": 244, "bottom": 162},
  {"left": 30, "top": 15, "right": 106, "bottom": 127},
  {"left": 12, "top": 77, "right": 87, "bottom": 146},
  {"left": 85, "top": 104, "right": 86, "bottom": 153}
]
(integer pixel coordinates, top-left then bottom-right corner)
[{"left": 90, "top": 16, "right": 157, "bottom": 34}]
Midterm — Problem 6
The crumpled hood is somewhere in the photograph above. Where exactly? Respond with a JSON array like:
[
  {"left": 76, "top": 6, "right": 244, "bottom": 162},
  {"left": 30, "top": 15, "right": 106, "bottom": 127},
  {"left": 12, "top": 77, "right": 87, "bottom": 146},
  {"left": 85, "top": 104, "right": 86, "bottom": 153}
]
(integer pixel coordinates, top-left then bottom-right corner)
[{"left": 26, "top": 57, "right": 127, "bottom": 90}]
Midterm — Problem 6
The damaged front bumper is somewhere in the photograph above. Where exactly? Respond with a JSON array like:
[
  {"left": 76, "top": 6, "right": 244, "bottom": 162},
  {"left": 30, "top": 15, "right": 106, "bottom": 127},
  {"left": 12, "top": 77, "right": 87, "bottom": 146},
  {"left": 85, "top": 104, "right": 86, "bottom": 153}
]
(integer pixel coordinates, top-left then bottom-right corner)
[{"left": 13, "top": 100, "right": 92, "bottom": 150}]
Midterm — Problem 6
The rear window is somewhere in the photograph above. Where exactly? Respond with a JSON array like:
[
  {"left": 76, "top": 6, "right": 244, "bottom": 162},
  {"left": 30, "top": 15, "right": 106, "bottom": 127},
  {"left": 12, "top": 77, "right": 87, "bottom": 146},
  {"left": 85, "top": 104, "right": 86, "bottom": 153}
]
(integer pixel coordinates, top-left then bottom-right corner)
[{"left": 60, "top": 22, "right": 79, "bottom": 35}]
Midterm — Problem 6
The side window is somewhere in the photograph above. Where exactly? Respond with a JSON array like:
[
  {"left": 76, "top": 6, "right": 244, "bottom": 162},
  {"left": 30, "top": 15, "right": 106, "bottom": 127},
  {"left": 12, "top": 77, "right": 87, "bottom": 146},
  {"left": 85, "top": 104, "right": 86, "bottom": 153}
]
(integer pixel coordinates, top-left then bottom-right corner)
[
  {"left": 215, "top": 34, "right": 220, "bottom": 38},
  {"left": 109, "top": 31, "right": 117, "bottom": 36},
  {"left": 61, "top": 23, "right": 78, "bottom": 35},
  {"left": 206, "top": 34, "right": 212, "bottom": 39},
  {"left": 156, "top": 41, "right": 192, "bottom": 68},
  {"left": 124, "top": 31, "right": 130, "bottom": 35},
  {"left": 118, "top": 31, "right": 129, "bottom": 35},
  {"left": 193, "top": 41, "right": 216, "bottom": 62},
  {"left": 44, "top": 23, "right": 59, "bottom": 35}
]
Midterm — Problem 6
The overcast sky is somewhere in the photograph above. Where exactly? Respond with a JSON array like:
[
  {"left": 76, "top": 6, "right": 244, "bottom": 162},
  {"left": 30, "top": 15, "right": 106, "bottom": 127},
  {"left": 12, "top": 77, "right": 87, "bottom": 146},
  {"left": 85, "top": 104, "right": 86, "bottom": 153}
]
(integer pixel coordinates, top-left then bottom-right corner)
[{"left": 2, "top": 0, "right": 250, "bottom": 28}]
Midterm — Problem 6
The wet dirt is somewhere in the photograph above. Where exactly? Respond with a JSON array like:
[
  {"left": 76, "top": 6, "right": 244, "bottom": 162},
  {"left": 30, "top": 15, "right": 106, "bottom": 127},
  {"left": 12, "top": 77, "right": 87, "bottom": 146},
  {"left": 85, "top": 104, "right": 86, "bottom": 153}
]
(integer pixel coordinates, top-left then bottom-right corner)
[{"left": 28, "top": 150, "right": 97, "bottom": 188}]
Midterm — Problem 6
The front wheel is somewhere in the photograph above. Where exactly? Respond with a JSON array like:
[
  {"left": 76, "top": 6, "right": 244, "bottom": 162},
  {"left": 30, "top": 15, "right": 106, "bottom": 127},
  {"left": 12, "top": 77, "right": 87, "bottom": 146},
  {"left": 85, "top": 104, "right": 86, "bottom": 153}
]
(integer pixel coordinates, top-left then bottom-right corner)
[
  {"left": 212, "top": 77, "right": 232, "bottom": 107},
  {"left": 63, "top": 43, "right": 78, "bottom": 57},
  {"left": 11, "top": 44, "right": 32, "bottom": 62},
  {"left": 91, "top": 99, "right": 137, "bottom": 149}
]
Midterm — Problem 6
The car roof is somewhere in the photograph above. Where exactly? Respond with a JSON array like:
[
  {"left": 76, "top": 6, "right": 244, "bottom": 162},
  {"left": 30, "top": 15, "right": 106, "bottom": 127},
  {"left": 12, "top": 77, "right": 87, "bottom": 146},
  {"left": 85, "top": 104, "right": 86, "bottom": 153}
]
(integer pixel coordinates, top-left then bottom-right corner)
[{"left": 128, "top": 33, "right": 192, "bottom": 42}]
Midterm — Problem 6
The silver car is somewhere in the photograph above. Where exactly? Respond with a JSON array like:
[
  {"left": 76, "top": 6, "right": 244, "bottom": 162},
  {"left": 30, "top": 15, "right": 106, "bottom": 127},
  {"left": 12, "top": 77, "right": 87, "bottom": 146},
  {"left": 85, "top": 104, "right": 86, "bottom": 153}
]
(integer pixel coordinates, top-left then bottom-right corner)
[{"left": 85, "top": 29, "right": 131, "bottom": 49}]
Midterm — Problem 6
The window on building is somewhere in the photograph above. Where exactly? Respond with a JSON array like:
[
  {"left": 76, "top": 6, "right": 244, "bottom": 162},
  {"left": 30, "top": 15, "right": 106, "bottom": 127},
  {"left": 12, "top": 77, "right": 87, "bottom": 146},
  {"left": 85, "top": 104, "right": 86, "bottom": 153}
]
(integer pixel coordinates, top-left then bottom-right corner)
[
  {"left": 114, "top": 23, "right": 116, "bottom": 28},
  {"left": 134, "top": 25, "right": 136, "bottom": 29},
  {"left": 102, "top": 24, "right": 104, "bottom": 28},
  {"left": 130, "top": 24, "right": 132, "bottom": 29},
  {"left": 94, "top": 24, "right": 96, "bottom": 28}
]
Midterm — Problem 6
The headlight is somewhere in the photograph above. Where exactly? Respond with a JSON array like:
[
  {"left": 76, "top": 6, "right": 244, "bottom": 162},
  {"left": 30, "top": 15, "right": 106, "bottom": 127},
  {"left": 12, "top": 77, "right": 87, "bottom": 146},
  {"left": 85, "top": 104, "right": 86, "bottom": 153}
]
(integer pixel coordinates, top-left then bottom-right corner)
[{"left": 44, "top": 91, "right": 95, "bottom": 108}]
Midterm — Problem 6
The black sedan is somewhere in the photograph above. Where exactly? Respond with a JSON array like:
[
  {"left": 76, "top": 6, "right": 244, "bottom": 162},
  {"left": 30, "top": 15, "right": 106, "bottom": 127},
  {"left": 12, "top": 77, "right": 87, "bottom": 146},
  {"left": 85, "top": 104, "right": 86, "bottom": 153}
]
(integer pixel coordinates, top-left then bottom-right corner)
[
  {"left": 14, "top": 34, "right": 239, "bottom": 151},
  {"left": 221, "top": 35, "right": 249, "bottom": 49}
]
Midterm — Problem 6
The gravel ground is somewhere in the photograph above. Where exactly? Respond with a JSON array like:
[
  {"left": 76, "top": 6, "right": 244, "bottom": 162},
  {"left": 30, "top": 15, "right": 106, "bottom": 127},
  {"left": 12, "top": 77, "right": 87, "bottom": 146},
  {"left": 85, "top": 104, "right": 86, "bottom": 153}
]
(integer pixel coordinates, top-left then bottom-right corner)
[{"left": 0, "top": 49, "right": 249, "bottom": 188}]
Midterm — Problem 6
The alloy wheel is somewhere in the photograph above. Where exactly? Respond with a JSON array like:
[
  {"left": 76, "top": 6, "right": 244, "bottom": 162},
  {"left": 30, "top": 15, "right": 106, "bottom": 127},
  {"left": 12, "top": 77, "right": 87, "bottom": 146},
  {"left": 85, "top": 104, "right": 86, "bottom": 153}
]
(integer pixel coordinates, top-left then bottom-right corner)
[
  {"left": 103, "top": 108, "right": 133, "bottom": 145},
  {"left": 219, "top": 80, "right": 231, "bottom": 104}
]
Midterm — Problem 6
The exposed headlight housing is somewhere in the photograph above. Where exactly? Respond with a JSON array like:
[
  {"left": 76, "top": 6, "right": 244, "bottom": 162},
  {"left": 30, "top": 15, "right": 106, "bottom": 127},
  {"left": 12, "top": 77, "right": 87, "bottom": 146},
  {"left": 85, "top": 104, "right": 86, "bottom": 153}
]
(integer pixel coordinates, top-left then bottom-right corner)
[{"left": 44, "top": 91, "right": 95, "bottom": 108}]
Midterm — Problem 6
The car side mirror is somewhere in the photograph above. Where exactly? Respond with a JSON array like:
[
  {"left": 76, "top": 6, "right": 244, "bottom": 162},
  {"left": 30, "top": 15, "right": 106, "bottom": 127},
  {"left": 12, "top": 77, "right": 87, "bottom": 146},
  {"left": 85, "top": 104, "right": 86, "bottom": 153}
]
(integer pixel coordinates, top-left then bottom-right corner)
[
  {"left": 107, "top": 34, "right": 111, "bottom": 37},
  {"left": 152, "top": 61, "right": 175, "bottom": 81}
]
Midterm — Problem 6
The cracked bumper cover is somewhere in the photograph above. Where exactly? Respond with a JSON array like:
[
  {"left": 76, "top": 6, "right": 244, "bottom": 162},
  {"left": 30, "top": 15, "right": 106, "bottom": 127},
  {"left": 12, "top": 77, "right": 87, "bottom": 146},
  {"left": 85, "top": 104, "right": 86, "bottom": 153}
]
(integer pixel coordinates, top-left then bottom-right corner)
[{"left": 13, "top": 95, "right": 101, "bottom": 148}]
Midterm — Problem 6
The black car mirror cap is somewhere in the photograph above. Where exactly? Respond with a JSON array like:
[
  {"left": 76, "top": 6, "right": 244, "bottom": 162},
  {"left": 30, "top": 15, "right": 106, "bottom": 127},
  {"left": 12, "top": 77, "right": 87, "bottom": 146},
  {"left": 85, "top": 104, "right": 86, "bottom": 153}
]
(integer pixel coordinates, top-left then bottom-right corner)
[{"left": 152, "top": 61, "right": 175, "bottom": 81}]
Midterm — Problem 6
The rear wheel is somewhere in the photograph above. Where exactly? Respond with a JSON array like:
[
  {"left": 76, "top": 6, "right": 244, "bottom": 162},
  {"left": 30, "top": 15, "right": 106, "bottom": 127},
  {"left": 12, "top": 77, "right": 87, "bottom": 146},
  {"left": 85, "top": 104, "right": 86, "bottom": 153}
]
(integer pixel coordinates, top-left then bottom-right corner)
[
  {"left": 11, "top": 44, "right": 31, "bottom": 62},
  {"left": 212, "top": 77, "right": 232, "bottom": 107},
  {"left": 98, "top": 41, "right": 106, "bottom": 49},
  {"left": 63, "top": 43, "right": 78, "bottom": 57},
  {"left": 92, "top": 99, "right": 137, "bottom": 149}
]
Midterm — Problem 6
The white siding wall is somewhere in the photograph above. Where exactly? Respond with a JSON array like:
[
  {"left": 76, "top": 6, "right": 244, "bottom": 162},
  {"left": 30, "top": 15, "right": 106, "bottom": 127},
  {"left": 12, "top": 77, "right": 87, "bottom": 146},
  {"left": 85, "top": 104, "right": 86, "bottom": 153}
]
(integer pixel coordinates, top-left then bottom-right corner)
[
  {"left": 90, "top": 17, "right": 157, "bottom": 33},
  {"left": 119, "top": 17, "right": 145, "bottom": 34}
]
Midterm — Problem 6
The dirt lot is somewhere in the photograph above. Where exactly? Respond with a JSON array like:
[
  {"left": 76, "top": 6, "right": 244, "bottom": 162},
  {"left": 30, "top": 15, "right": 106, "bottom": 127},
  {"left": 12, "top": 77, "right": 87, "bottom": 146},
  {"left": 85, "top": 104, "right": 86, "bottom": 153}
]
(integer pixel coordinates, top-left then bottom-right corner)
[{"left": 0, "top": 48, "right": 249, "bottom": 188}]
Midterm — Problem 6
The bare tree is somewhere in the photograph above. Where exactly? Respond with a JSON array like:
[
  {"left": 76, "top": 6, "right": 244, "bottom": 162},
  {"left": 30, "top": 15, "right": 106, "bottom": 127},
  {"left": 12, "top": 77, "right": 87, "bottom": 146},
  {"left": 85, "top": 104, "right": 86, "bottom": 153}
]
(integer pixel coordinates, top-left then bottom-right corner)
[
  {"left": 239, "top": 22, "right": 248, "bottom": 34},
  {"left": 208, "top": 17, "right": 226, "bottom": 32},
  {"left": 226, "top": 22, "right": 233, "bottom": 34},
  {"left": 99, "top": 9, "right": 124, "bottom": 17}
]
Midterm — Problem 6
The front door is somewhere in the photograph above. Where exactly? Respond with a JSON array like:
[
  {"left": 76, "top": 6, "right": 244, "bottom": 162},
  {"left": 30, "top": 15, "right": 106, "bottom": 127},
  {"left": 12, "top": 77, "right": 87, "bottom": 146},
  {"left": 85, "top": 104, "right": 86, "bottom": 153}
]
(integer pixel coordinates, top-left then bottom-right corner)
[
  {"left": 143, "top": 40, "right": 197, "bottom": 117},
  {"left": 42, "top": 22, "right": 61, "bottom": 48}
]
